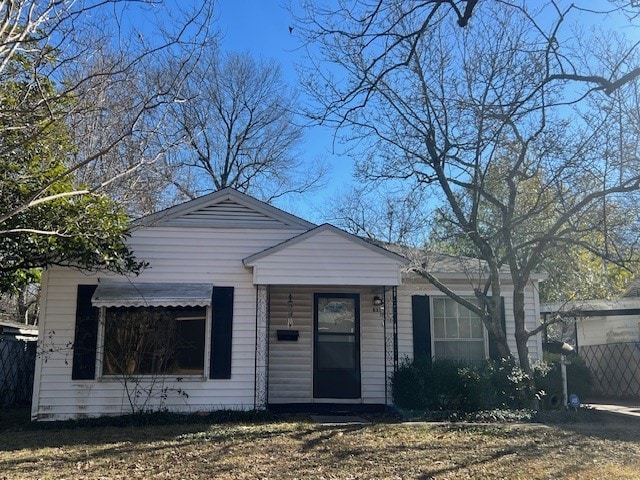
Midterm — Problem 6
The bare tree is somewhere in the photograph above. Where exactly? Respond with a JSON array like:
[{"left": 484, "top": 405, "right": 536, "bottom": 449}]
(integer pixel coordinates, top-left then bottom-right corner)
[
  {"left": 297, "top": 0, "right": 640, "bottom": 383},
  {"left": 67, "top": 41, "right": 196, "bottom": 217},
  {"left": 327, "top": 184, "right": 432, "bottom": 246},
  {"left": 163, "top": 49, "right": 326, "bottom": 203},
  {"left": 0, "top": 0, "right": 216, "bottom": 227}
]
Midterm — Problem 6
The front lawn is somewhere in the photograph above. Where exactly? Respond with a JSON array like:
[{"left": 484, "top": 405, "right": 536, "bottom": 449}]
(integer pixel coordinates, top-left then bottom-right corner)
[{"left": 1, "top": 409, "right": 639, "bottom": 479}]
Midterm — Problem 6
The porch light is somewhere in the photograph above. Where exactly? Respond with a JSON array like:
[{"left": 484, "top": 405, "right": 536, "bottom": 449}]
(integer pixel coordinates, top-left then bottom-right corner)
[
  {"left": 373, "top": 295, "right": 383, "bottom": 307},
  {"left": 287, "top": 293, "right": 294, "bottom": 328}
]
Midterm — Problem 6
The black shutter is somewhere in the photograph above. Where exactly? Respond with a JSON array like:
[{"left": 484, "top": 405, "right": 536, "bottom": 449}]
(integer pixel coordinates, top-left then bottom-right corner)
[
  {"left": 210, "top": 286, "right": 234, "bottom": 379},
  {"left": 488, "top": 297, "right": 507, "bottom": 360},
  {"left": 412, "top": 295, "right": 431, "bottom": 361},
  {"left": 71, "top": 284, "right": 99, "bottom": 380}
]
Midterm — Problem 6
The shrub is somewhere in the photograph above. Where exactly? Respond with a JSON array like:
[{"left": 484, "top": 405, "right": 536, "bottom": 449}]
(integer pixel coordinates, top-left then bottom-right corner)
[
  {"left": 391, "top": 356, "right": 429, "bottom": 409},
  {"left": 392, "top": 357, "right": 532, "bottom": 412}
]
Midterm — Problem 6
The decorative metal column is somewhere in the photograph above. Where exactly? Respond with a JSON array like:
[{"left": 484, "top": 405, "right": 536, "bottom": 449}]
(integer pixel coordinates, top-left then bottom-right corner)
[
  {"left": 254, "top": 285, "right": 269, "bottom": 409},
  {"left": 392, "top": 286, "right": 398, "bottom": 371},
  {"left": 383, "top": 286, "right": 399, "bottom": 405}
]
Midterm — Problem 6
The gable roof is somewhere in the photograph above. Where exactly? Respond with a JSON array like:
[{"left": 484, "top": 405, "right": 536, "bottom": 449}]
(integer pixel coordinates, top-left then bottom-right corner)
[
  {"left": 406, "top": 250, "right": 511, "bottom": 278},
  {"left": 374, "top": 242, "right": 547, "bottom": 281},
  {"left": 134, "top": 188, "right": 316, "bottom": 230},
  {"left": 243, "top": 223, "right": 410, "bottom": 266}
]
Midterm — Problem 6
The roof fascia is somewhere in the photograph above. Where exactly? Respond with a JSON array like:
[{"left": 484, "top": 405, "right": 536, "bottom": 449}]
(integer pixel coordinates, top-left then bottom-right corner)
[
  {"left": 133, "top": 188, "right": 316, "bottom": 229},
  {"left": 243, "top": 223, "right": 410, "bottom": 266}
]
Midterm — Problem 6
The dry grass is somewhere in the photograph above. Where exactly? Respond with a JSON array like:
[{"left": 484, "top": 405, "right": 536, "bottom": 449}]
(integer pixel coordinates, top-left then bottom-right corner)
[{"left": 1, "top": 409, "right": 640, "bottom": 479}]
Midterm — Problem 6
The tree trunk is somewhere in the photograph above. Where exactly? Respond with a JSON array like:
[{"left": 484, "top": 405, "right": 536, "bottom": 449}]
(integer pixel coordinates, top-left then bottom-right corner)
[{"left": 512, "top": 281, "right": 538, "bottom": 406}]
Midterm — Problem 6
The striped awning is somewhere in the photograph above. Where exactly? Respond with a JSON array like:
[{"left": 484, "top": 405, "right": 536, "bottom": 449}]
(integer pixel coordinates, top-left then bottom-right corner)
[{"left": 91, "top": 282, "right": 213, "bottom": 308}]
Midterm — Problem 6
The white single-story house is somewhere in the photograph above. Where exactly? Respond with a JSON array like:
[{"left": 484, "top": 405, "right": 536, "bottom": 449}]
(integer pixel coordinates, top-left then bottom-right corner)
[{"left": 31, "top": 188, "right": 544, "bottom": 420}]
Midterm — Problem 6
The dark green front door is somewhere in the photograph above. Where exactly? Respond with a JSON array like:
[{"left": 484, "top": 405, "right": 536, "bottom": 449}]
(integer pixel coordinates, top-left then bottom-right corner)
[{"left": 313, "top": 293, "right": 361, "bottom": 399}]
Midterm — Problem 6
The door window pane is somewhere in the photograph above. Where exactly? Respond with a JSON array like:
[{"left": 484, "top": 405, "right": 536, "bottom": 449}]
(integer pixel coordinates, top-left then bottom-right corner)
[
  {"left": 317, "top": 297, "right": 356, "bottom": 333},
  {"left": 317, "top": 335, "right": 356, "bottom": 369}
]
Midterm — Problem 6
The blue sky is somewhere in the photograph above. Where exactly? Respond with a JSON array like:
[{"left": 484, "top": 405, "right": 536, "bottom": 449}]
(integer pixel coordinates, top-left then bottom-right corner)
[
  {"left": 121, "top": 1, "right": 640, "bottom": 224},
  {"left": 212, "top": 1, "right": 640, "bottom": 223},
  {"left": 115, "top": 0, "right": 351, "bottom": 223},
  {"left": 215, "top": 1, "right": 352, "bottom": 222}
]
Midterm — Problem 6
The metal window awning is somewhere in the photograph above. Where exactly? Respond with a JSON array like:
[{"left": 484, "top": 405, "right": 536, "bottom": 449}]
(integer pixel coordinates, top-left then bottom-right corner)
[{"left": 91, "top": 282, "right": 213, "bottom": 308}]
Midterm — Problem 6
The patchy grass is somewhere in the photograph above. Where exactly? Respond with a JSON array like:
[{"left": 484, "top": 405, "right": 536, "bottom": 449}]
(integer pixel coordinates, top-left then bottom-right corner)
[{"left": 1, "top": 408, "right": 640, "bottom": 479}]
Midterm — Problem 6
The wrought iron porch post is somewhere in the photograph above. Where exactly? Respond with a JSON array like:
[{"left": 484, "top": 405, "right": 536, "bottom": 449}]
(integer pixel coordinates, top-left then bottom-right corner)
[
  {"left": 393, "top": 286, "right": 398, "bottom": 372},
  {"left": 254, "top": 285, "right": 269, "bottom": 409},
  {"left": 384, "top": 286, "right": 399, "bottom": 405}
]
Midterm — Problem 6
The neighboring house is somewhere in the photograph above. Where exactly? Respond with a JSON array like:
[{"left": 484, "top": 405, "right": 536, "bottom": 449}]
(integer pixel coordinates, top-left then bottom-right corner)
[
  {"left": 0, "top": 320, "right": 38, "bottom": 342},
  {"left": 542, "top": 295, "right": 640, "bottom": 399},
  {"left": 31, "top": 188, "right": 544, "bottom": 420},
  {"left": 542, "top": 298, "right": 640, "bottom": 348}
]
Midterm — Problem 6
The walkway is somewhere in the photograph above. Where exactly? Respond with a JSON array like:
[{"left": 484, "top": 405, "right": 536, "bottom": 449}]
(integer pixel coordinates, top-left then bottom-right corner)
[{"left": 586, "top": 400, "right": 640, "bottom": 418}]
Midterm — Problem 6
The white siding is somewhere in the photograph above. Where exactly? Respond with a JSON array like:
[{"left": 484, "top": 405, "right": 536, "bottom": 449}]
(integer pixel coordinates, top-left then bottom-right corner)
[
  {"left": 268, "top": 286, "right": 387, "bottom": 405},
  {"left": 249, "top": 229, "right": 403, "bottom": 286},
  {"left": 533, "top": 280, "right": 544, "bottom": 360},
  {"left": 397, "top": 279, "right": 543, "bottom": 364},
  {"left": 268, "top": 287, "right": 312, "bottom": 403},
  {"left": 577, "top": 315, "right": 640, "bottom": 346},
  {"left": 33, "top": 227, "right": 302, "bottom": 421}
]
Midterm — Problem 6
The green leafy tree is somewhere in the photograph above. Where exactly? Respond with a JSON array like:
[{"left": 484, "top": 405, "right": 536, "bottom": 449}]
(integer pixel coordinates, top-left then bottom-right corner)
[
  {"left": 429, "top": 157, "right": 636, "bottom": 303},
  {"left": 0, "top": 44, "right": 142, "bottom": 294},
  {"left": 0, "top": 1, "right": 215, "bottom": 299},
  {"left": 539, "top": 247, "right": 634, "bottom": 303}
]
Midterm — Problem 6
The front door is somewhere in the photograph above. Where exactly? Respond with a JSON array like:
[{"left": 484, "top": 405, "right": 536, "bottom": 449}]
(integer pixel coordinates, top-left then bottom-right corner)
[{"left": 313, "top": 293, "right": 361, "bottom": 399}]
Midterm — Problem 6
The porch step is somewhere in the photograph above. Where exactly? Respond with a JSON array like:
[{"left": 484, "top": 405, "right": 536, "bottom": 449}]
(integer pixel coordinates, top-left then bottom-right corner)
[
  {"left": 267, "top": 403, "right": 386, "bottom": 415},
  {"left": 310, "top": 415, "right": 370, "bottom": 425}
]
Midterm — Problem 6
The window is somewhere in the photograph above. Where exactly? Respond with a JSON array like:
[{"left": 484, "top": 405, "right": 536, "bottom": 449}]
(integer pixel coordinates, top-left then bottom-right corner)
[
  {"left": 432, "top": 297, "right": 486, "bottom": 362},
  {"left": 102, "top": 306, "right": 206, "bottom": 376}
]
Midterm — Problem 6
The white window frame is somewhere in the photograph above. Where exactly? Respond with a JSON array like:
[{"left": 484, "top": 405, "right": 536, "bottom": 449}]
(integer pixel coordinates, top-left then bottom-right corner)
[
  {"left": 430, "top": 296, "right": 489, "bottom": 361},
  {"left": 96, "top": 305, "right": 211, "bottom": 381}
]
